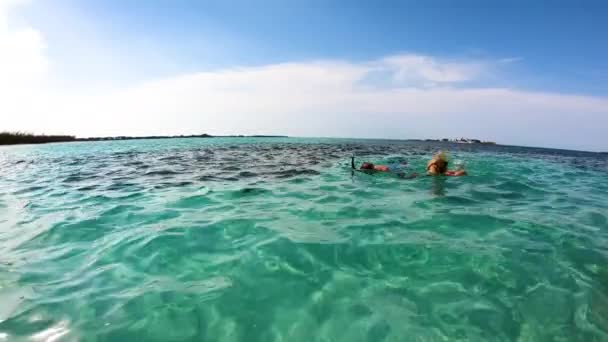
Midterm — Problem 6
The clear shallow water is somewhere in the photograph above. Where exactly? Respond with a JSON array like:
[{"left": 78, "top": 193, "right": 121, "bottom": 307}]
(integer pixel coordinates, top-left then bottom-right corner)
[{"left": 0, "top": 138, "right": 607, "bottom": 341}]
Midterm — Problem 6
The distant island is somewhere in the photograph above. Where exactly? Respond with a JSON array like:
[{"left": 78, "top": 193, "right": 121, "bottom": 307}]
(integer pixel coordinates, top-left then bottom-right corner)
[
  {"left": 414, "top": 137, "right": 497, "bottom": 145},
  {"left": 0, "top": 132, "right": 288, "bottom": 146},
  {"left": 1, "top": 132, "right": 498, "bottom": 147},
  {"left": 77, "top": 134, "right": 215, "bottom": 142}
]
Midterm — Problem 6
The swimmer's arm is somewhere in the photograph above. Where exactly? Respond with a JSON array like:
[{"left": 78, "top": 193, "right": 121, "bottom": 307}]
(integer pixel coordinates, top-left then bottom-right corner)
[{"left": 446, "top": 170, "right": 467, "bottom": 176}]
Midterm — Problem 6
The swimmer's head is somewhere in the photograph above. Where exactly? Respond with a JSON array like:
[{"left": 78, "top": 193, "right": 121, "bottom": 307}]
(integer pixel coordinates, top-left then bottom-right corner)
[
  {"left": 360, "top": 162, "right": 375, "bottom": 170},
  {"left": 428, "top": 151, "right": 449, "bottom": 174}
]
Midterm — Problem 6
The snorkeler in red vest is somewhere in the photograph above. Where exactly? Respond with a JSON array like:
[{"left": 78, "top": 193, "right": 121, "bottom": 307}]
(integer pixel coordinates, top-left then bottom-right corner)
[{"left": 351, "top": 156, "right": 416, "bottom": 178}]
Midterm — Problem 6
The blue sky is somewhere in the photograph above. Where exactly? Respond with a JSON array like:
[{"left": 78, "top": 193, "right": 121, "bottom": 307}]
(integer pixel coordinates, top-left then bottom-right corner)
[{"left": 2, "top": 0, "right": 608, "bottom": 151}]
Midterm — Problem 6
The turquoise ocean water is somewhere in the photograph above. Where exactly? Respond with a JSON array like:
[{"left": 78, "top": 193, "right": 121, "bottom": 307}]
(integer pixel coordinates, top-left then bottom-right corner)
[{"left": 1, "top": 138, "right": 607, "bottom": 341}]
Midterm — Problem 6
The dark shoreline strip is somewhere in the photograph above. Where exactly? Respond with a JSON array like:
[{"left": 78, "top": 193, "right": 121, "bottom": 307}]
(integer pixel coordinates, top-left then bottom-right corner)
[{"left": 0, "top": 133, "right": 288, "bottom": 146}]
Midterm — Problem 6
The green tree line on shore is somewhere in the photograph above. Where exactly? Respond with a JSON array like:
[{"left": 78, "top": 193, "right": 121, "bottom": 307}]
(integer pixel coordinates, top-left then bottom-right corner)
[{"left": 0, "top": 132, "right": 76, "bottom": 145}]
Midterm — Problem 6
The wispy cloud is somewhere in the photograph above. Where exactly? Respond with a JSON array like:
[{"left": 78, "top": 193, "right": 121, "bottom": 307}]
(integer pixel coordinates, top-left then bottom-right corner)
[
  {"left": 498, "top": 57, "right": 524, "bottom": 64},
  {"left": 380, "top": 54, "right": 487, "bottom": 85}
]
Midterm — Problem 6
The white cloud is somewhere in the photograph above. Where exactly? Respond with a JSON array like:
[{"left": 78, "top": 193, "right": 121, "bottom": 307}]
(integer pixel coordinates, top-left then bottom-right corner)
[
  {"left": 0, "top": 0, "right": 49, "bottom": 129},
  {"left": 7, "top": 59, "right": 604, "bottom": 151},
  {"left": 0, "top": 26, "right": 47, "bottom": 85},
  {"left": 0, "top": 0, "right": 47, "bottom": 89},
  {"left": 1, "top": 2, "right": 607, "bottom": 151}
]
